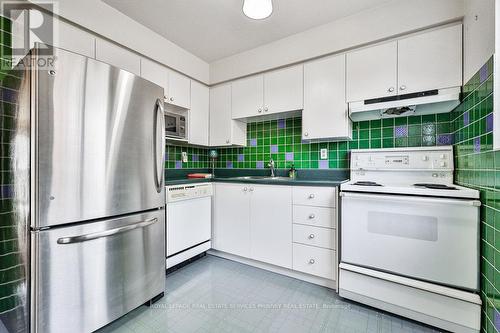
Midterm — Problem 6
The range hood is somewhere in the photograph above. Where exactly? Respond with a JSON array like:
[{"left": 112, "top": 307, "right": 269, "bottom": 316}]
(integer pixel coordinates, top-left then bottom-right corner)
[{"left": 348, "top": 87, "right": 461, "bottom": 122}]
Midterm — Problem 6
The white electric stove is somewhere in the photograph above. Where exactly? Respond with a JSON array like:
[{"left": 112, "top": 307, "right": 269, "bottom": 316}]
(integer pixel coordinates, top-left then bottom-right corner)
[{"left": 339, "top": 146, "right": 482, "bottom": 333}]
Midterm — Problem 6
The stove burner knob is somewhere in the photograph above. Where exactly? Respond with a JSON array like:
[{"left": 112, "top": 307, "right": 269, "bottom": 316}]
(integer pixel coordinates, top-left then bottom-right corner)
[
  {"left": 440, "top": 162, "right": 446, "bottom": 167},
  {"left": 422, "top": 156, "right": 428, "bottom": 161},
  {"left": 440, "top": 154, "right": 446, "bottom": 159}
]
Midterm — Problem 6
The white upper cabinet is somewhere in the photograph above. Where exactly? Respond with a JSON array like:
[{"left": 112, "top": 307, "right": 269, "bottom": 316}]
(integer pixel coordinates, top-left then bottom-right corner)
[
  {"left": 346, "top": 25, "right": 463, "bottom": 102},
  {"left": 264, "top": 64, "right": 304, "bottom": 115},
  {"left": 232, "top": 75, "right": 264, "bottom": 119},
  {"left": 210, "top": 84, "right": 247, "bottom": 147},
  {"left": 189, "top": 81, "right": 210, "bottom": 146},
  {"left": 303, "top": 54, "right": 351, "bottom": 140},
  {"left": 140, "top": 58, "right": 169, "bottom": 96},
  {"left": 167, "top": 70, "right": 191, "bottom": 109},
  {"left": 231, "top": 65, "right": 304, "bottom": 119},
  {"left": 397, "top": 24, "right": 462, "bottom": 94},
  {"left": 346, "top": 41, "right": 398, "bottom": 102},
  {"left": 95, "top": 38, "right": 141, "bottom": 75},
  {"left": 57, "top": 20, "right": 95, "bottom": 58}
]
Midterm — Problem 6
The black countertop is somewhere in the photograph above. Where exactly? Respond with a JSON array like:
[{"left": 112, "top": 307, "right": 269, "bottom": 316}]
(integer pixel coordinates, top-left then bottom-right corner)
[{"left": 164, "top": 168, "right": 349, "bottom": 187}]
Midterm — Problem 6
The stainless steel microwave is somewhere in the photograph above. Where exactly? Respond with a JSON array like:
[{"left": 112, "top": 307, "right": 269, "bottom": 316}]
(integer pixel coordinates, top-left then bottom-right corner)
[{"left": 165, "top": 112, "right": 186, "bottom": 139}]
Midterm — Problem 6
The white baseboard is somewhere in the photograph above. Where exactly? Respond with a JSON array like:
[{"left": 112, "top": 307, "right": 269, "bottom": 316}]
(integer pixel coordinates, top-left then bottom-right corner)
[{"left": 207, "top": 249, "right": 337, "bottom": 289}]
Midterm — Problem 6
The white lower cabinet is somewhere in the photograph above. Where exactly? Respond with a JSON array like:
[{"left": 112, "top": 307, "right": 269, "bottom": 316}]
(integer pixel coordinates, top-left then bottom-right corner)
[
  {"left": 292, "top": 243, "right": 336, "bottom": 280},
  {"left": 213, "top": 183, "right": 337, "bottom": 283},
  {"left": 250, "top": 185, "right": 292, "bottom": 268},
  {"left": 213, "top": 183, "right": 251, "bottom": 257}
]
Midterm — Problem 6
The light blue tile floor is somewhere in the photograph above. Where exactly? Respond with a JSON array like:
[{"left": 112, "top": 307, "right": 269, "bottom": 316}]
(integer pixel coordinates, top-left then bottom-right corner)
[{"left": 97, "top": 255, "right": 441, "bottom": 333}]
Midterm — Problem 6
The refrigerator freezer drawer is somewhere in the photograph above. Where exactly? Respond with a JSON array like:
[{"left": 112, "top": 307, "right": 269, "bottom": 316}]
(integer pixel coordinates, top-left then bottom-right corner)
[{"left": 31, "top": 209, "right": 165, "bottom": 333}]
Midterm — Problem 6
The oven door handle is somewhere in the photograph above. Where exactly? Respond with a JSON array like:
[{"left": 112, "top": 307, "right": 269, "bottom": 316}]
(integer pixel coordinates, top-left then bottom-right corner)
[{"left": 340, "top": 192, "right": 481, "bottom": 207}]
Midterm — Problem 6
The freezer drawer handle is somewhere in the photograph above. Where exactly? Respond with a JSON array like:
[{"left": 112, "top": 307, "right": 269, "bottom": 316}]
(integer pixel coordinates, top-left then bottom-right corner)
[{"left": 56, "top": 218, "right": 158, "bottom": 244}]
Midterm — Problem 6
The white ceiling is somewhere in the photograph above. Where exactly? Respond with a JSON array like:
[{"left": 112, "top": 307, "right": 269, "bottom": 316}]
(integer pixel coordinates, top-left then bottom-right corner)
[{"left": 102, "top": 0, "right": 392, "bottom": 62}]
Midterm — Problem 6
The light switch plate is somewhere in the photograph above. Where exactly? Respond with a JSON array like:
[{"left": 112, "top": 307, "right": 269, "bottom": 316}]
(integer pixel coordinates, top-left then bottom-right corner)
[
  {"left": 320, "top": 149, "right": 328, "bottom": 160},
  {"left": 181, "top": 152, "right": 188, "bottom": 162}
]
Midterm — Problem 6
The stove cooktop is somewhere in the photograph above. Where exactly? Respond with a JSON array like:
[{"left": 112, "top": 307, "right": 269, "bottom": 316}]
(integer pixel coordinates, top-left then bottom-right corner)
[{"left": 413, "top": 183, "right": 458, "bottom": 190}]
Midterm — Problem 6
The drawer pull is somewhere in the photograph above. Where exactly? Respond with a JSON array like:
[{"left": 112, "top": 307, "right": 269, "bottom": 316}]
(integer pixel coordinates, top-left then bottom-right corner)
[
  {"left": 308, "top": 234, "right": 315, "bottom": 239},
  {"left": 309, "top": 194, "right": 315, "bottom": 199},
  {"left": 309, "top": 259, "right": 315, "bottom": 264},
  {"left": 309, "top": 214, "right": 315, "bottom": 219}
]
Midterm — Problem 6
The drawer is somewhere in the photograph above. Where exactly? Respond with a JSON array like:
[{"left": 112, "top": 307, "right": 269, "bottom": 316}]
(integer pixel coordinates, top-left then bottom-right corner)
[
  {"left": 293, "top": 205, "right": 335, "bottom": 228},
  {"left": 293, "top": 243, "right": 335, "bottom": 280},
  {"left": 293, "top": 224, "right": 335, "bottom": 250},
  {"left": 293, "top": 186, "right": 335, "bottom": 207}
]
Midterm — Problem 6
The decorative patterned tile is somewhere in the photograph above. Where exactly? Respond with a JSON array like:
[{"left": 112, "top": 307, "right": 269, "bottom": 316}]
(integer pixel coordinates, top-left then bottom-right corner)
[
  {"left": 437, "top": 134, "right": 453, "bottom": 146},
  {"left": 250, "top": 138, "right": 257, "bottom": 147},
  {"left": 285, "top": 152, "right": 294, "bottom": 161},
  {"left": 318, "top": 160, "right": 328, "bottom": 169},
  {"left": 394, "top": 125, "right": 408, "bottom": 138},
  {"left": 237, "top": 154, "right": 245, "bottom": 162},
  {"left": 256, "top": 161, "right": 264, "bottom": 169},
  {"left": 277, "top": 119, "right": 286, "bottom": 129}
]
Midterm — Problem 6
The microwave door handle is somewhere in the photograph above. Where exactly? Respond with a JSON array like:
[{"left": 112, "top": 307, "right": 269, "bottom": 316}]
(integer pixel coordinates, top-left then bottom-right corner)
[
  {"left": 57, "top": 218, "right": 158, "bottom": 244},
  {"left": 153, "top": 99, "right": 164, "bottom": 193}
]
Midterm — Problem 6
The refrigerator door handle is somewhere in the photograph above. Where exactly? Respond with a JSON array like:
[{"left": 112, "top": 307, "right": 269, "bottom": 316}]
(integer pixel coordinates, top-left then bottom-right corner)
[
  {"left": 153, "top": 98, "right": 164, "bottom": 193},
  {"left": 56, "top": 217, "right": 158, "bottom": 244}
]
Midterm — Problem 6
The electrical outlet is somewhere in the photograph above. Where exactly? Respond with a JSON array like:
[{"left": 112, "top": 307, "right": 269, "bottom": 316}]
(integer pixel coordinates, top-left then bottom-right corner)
[
  {"left": 181, "top": 152, "right": 188, "bottom": 163},
  {"left": 320, "top": 149, "right": 328, "bottom": 160}
]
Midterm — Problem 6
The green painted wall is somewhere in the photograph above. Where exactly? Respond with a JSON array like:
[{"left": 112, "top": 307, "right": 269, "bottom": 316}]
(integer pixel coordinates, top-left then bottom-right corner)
[{"left": 453, "top": 56, "right": 499, "bottom": 333}]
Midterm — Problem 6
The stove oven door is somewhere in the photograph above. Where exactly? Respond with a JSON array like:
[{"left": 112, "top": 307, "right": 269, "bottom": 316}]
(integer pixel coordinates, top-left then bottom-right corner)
[{"left": 340, "top": 192, "right": 480, "bottom": 291}]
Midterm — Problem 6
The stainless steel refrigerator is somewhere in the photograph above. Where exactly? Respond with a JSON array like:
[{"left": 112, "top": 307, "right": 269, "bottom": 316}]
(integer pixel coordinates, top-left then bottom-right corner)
[{"left": 0, "top": 45, "right": 166, "bottom": 333}]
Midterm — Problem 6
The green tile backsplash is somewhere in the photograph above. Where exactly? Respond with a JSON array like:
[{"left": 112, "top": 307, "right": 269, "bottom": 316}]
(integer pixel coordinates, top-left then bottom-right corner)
[
  {"left": 165, "top": 115, "right": 452, "bottom": 170},
  {"left": 0, "top": 14, "right": 27, "bottom": 330},
  {"left": 452, "top": 56, "right": 499, "bottom": 333}
]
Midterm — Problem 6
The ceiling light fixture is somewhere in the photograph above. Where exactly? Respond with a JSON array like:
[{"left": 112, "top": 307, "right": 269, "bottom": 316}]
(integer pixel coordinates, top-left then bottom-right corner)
[{"left": 243, "top": 0, "right": 273, "bottom": 20}]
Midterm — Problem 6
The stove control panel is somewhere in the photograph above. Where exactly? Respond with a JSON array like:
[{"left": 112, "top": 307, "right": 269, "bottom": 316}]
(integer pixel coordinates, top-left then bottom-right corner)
[{"left": 351, "top": 148, "right": 454, "bottom": 170}]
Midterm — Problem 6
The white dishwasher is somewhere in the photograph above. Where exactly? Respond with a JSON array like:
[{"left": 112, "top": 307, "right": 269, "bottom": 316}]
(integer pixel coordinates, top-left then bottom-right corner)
[{"left": 166, "top": 183, "right": 213, "bottom": 269}]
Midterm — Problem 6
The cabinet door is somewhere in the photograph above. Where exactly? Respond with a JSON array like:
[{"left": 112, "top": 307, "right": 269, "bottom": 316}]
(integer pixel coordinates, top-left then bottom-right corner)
[
  {"left": 346, "top": 41, "right": 397, "bottom": 102},
  {"left": 232, "top": 75, "right": 264, "bottom": 119},
  {"left": 167, "top": 71, "right": 191, "bottom": 109},
  {"left": 189, "top": 81, "right": 210, "bottom": 146},
  {"left": 213, "top": 183, "right": 250, "bottom": 257},
  {"left": 303, "top": 54, "right": 351, "bottom": 140},
  {"left": 264, "top": 65, "right": 304, "bottom": 114},
  {"left": 140, "top": 58, "right": 169, "bottom": 97},
  {"left": 210, "top": 84, "right": 232, "bottom": 146},
  {"left": 250, "top": 185, "right": 292, "bottom": 268},
  {"left": 95, "top": 38, "right": 141, "bottom": 75},
  {"left": 57, "top": 20, "right": 95, "bottom": 58},
  {"left": 398, "top": 25, "right": 462, "bottom": 94}
]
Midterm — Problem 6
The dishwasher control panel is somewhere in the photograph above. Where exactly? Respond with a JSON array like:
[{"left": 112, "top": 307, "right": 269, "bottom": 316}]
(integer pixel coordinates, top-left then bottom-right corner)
[{"left": 166, "top": 183, "right": 213, "bottom": 202}]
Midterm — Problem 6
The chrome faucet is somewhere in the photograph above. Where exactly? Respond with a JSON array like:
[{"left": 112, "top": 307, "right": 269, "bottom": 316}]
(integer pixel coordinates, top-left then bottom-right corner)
[{"left": 268, "top": 158, "right": 276, "bottom": 177}]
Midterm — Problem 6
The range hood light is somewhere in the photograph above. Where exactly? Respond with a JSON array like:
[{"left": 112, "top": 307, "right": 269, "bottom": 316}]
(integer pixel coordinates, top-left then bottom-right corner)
[{"left": 243, "top": 0, "right": 273, "bottom": 20}]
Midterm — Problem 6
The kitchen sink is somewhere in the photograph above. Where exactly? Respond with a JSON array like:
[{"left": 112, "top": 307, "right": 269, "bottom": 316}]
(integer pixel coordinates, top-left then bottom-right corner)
[{"left": 233, "top": 176, "right": 292, "bottom": 181}]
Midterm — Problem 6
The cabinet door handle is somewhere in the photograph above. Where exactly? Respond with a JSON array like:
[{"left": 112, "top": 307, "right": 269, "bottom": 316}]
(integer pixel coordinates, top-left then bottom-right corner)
[
  {"left": 308, "top": 234, "right": 315, "bottom": 239},
  {"left": 309, "top": 259, "right": 315, "bottom": 264},
  {"left": 309, "top": 194, "right": 315, "bottom": 199},
  {"left": 388, "top": 87, "right": 395, "bottom": 93},
  {"left": 309, "top": 214, "right": 315, "bottom": 219},
  {"left": 169, "top": 97, "right": 174, "bottom": 101},
  {"left": 226, "top": 139, "right": 230, "bottom": 144},
  {"left": 400, "top": 85, "right": 406, "bottom": 91},
  {"left": 258, "top": 108, "right": 262, "bottom": 113},
  {"left": 249, "top": 187, "right": 254, "bottom": 192},
  {"left": 304, "top": 132, "right": 309, "bottom": 137},
  {"left": 264, "top": 107, "right": 268, "bottom": 112},
  {"left": 243, "top": 187, "right": 248, "bottom": 192}
]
